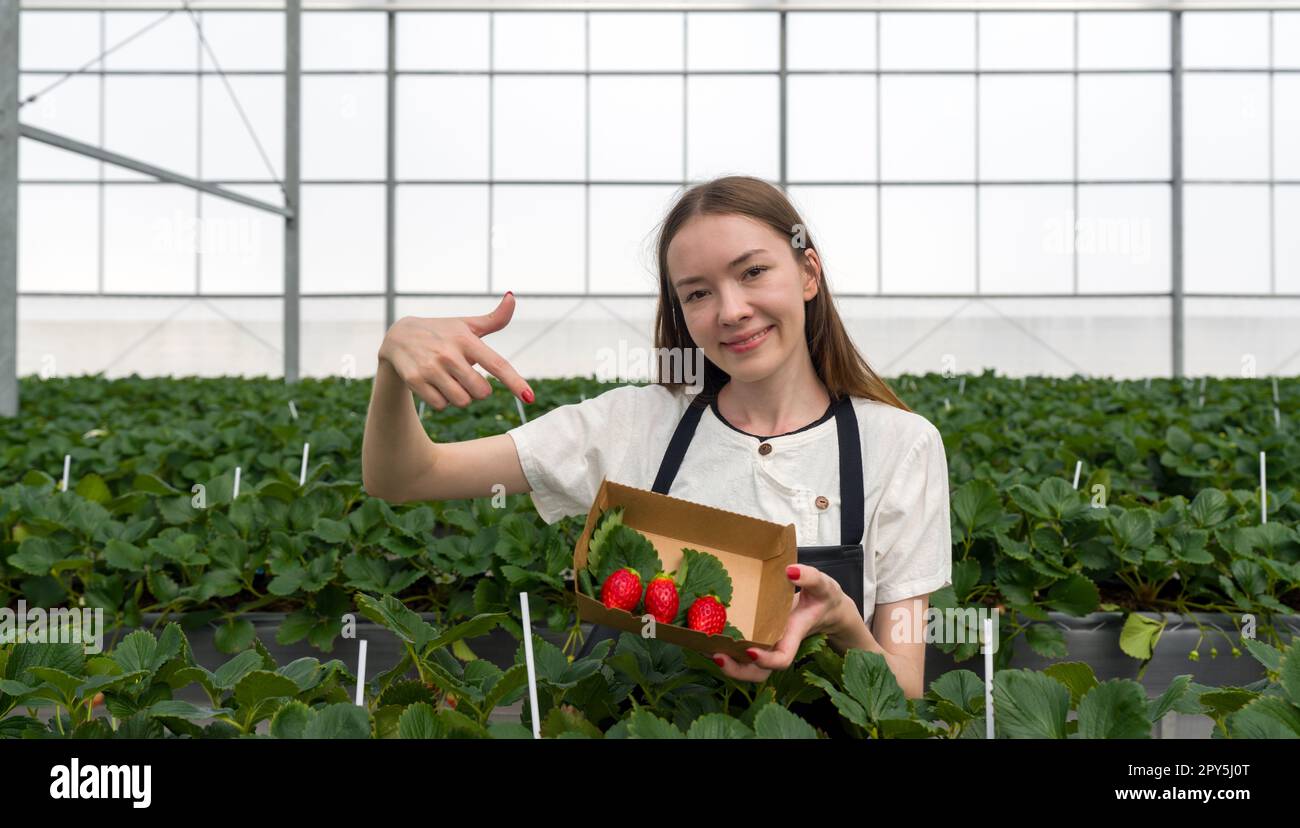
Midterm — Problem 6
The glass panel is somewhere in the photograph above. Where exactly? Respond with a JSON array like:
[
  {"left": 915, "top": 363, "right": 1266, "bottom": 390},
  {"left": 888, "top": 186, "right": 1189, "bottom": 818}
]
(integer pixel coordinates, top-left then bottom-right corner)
[
  {"left": 1184, "top": 11, "right": 1269, "bottom": 69},
  {"left": 837, "top": 296, "right": 1169, "bottom": 378},
  {"left": 303, "top": 11, "right": 386, "bottom": 71},
  {"left": 1277, "top": 186, "right": 1300, "bottom": 294},
  {"left": 199, "top": 11, "right": 284, "bottom": 71},
  {"left": 201, "top": 76, "right": 284, "bottom": 181},
  {"left": 104, "top": 76, "right": 198, "bottom": 181},
  {"left": 1183, "top": 74, "right": 1269, "bottom": 180},
  {"left": 880, "top": 186, "right": 975, "bottom": 294},
  {"left": 978, "top": 185, "right": 1074, "bottom": 294},
  {"left": 588, "top": 185, "right": 680, "bottom": 294},
  {"left": 590, "top": 77, "right": 683, "bottom": 182},
  {"left": 18, "top": 184, "right": 98, "bottom": 293},
  {"left": 395, "top": 184, "right": 489, "bottom": 294},
  {"left": 299, "top": 185, "right": 385, "bottom": 294},
  {"left": 785, "top": 185, "right": 878, "bottom": 296},
  {"left": 302, "top": 76, "right": 386, "bottom": 180},
  {"left": 398, "top": 12, "right": 489, "bottom": 71},
  {"left": 1277, "top": 13, "right": 1300, "bottom": 70},
  {"left": 1077, "top": 12, "right": 1169, "bottom": 70},
  {"left": 1186, "top": 298, "right": 1300, "bottom": 376},
  {"left": 787, "top": 12, "right": 875, "bottom": 71},
  {"left": 18, "top": 296, "right": 282, "bottom": 378},
  {"left": 1184, "top": 185, "right": 1270, "bottom": 294},
  {"left": 104, "top": 10, "right": 197, "bottom": 71},
  {"left": 590, "top": 12, "right": 684, "bottom": 71},
  {"left": 978, "top": 12, "right": 1073, "bottom": 71},
  {"left": 686, "top": 12, "right": 779, "bottom": 71},
  {"left": 490, "top": 185, "right": 586, "bottom": 294},
  {"left": 1075, "top": 184, "right": 1170, "bottom": 293},
  {"left": 1078, "top": 74, "right": 1170, "bottom": 181},
  {"left": 18, "top": 74, "right": 99, "bottom": 180},
  {"left": 301, "top": 298, "right": 384, "bottom": 380},
  {"left": 880, "top": 12, "right": 974, "bottom": 70},
  {"left": 686, "top": 76, "right": 779, "bottom": 182},
  {"left": 880, "top": 76, "right": 974, "bottom": 182},
  {"left": 493, "top": 12, "right": 585, "bottom": 71},
  {"left": 20, "top": 11, "right": 100, "bottom": 71},
  {"left": 103, "top": 184, "right": 197, "bottom": 294},
  {"left": 786, "top": 76, "right": 875, "bottom": 182},
  {"left": 1275, "top": 75, "right": 1300, "bottom": 181},
  {"left": 199, "top": 185, "right": 283, "bottom": 295},
  {"left": 397, "top": 76, "right": 490, "bottom": 180},
  {"left": 493, "top": 77, "right": 585, "bottom": 181},
  {"left": 979, "top": 75, "right": 1072, "bottom": 181}
]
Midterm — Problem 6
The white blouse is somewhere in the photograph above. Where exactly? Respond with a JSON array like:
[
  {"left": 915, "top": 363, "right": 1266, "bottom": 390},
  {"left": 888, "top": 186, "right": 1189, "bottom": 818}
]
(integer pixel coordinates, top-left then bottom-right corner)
[{"left": 506, "top": 382, "right": 953, "bottom": 626}]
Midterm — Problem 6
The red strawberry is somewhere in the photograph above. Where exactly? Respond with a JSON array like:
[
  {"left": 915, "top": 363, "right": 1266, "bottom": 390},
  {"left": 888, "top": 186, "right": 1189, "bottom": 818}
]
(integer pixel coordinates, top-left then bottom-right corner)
[
  {"left": 687, "top": 594, "right": 727, "bottom": 635},
  {"left": 600, "top": 567, "right": 642, "bottom": 612},
  {"left": 644, "top": 572, "right": 679, "bottom": 625}
]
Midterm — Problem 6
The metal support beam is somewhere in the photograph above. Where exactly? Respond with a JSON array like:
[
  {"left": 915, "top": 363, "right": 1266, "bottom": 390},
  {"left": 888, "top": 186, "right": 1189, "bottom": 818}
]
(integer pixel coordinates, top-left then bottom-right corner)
[
  {"left": 1171, "top": 11, "right": 1185, "bottom": 379},
  {"left": 19, "top": 124, "right": 291, "bottom": 218},
  {"left": 1, "top": 0, "right": 17, "bottom": 417},
  {"left": 284, "top": 0, "right": 301, "bottom": 383}
]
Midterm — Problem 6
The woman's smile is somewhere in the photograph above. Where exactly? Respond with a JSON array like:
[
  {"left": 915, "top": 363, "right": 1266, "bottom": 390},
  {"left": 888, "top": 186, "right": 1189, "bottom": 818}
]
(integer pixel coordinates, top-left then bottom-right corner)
[{"left": 722, "top": 324, "right": 774, "bottom": 354}]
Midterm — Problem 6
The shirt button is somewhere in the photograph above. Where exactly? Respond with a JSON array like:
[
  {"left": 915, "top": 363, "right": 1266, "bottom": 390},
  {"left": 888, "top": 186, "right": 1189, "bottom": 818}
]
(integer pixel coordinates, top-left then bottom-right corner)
[
  {"left": 758, "top": 443, "right": 772, "bottom": 456},
  {"left": 814, "top": 495, "right": 829, "bottom": 510}
]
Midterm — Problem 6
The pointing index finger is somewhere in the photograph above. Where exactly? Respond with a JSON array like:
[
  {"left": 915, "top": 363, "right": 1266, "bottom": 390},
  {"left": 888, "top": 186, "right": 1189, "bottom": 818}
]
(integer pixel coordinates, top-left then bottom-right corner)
[{"left": 463, "top": 336, "right": 534, "bottom": 404}]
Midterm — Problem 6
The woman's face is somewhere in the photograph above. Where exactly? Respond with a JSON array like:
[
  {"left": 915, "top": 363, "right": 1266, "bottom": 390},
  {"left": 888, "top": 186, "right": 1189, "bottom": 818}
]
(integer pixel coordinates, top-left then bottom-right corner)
[{"left": 666, "top": 213, "right": 820, "bottom": 384}]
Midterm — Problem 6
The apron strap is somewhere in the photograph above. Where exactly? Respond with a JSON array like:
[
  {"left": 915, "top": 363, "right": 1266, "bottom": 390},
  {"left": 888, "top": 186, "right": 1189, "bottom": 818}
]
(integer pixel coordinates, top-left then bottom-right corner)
[{"left": 652, "top": 392, "right": 864, "bottom": 547}]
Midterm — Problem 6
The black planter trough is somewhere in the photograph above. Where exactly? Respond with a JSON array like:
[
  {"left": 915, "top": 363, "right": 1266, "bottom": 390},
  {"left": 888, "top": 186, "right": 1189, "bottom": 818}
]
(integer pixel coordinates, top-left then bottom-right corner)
[{"left": 924, "top": 611, "right": 1300, "bottom": 693}]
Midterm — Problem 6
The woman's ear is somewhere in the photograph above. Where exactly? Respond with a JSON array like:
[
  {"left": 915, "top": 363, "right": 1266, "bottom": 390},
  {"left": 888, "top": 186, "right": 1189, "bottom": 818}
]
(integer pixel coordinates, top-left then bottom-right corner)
[{"left": 800, "top": 248, "right": 822, "bottom": 302}]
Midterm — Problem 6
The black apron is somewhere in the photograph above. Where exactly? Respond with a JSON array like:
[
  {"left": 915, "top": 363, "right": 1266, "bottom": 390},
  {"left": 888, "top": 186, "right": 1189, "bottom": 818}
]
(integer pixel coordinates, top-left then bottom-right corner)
[{"left": 575, "top": 393, "right": 867, "bottom": 660}]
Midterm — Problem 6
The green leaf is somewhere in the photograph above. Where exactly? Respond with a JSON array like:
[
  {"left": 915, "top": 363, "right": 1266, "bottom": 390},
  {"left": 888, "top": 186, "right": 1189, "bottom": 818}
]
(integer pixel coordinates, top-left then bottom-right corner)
[
  {"left": 74, "top": 474, "right": 112, "bottom": 504},
  {"left": 1044, "top": 574, "right": 1099, "bottom": 616},
  {"left": 214, "top": 618, "right": 256, "bottom": 654},
  {"left": 1188, "top": 489, "right": 1229, "bottom": 529},
  {"left": 753, "top": 703, "right": 820, "bottom": 739},
  {"left": 1076, "top": 680, "right": 1152, "bottom": 738},
  {"left": 993, "top": 670, "right": 1071, "bottom": 739},
  {"left": 1119, "top": 613, "right": 1165, "bottom": 661},
  {"left": 398, "top": 702, "right": 439, "bottom": 739},
  {"left": 302, "top": 703, "right": 371, "bottom": 739}
]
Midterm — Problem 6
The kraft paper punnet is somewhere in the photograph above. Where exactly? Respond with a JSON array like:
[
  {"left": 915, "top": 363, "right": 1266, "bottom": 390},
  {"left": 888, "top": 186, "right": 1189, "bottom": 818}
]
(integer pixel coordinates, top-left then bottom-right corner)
[{"left": 573, "top": 477, "right": 799, "bottom": 663}]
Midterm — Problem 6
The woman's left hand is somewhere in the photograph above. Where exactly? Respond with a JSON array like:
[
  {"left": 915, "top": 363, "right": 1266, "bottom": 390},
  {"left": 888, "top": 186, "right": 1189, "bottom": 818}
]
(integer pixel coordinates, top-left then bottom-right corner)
[{"left": 711, "top": 564, "right": 848, "bottom": 682}]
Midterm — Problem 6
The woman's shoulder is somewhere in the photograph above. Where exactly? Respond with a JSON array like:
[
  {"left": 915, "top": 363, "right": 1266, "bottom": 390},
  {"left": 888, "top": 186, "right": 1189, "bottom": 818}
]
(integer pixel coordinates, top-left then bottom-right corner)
[
  {"left": 849, "top": 395, "right": 944, "bottom": 456},
  {"left": 584, "top": 382, "right": 693, "bottom": 416}
]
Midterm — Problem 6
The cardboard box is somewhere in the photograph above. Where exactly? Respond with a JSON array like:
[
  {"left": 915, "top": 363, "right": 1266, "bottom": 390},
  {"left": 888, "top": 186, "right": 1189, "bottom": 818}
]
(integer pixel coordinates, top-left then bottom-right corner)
[{"left": 572, "top": 477, "right": 798, "bottom": 662}]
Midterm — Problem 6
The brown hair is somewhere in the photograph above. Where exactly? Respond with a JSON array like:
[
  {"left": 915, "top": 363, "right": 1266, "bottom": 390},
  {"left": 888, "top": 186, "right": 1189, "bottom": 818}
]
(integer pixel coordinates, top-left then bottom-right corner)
[{"left": 652, "top": 175, "right": 910, "bottom": 413}]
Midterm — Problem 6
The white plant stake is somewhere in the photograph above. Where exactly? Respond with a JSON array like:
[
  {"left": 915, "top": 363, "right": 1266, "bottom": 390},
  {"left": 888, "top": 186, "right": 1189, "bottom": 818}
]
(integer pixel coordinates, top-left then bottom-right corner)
[
  {"left": 60, "top": 454, "right": 71, "bottom": 492},
  {"left": 299, "top": 442, "right": 311, "bottom": 487},
  {"left": 1271, "top": 377, "right": 1279, "bottom": 405},
  {"left": 1072, "top": 460, "right": 1082, "bottom": 489},
  {"left": 944, "top": 397, "right": 951, "bottom": 412},
  {"left": 958, "top": 376, "right": 966, "bottom": 395},
  {"left": 1260, "top": 451, "right": 1267, "bottom": 525},
  {"left": 1275, "top": 406, "right": 1281, "bottom": 429},
  {"left": 288, "top": 400, "right": 298, "bottom": 420},
  {"left": 580, "top": 393, "right": 586, "bottom": 402},
  {"left": 354, "top": 639, "right": 368, "bottom": 707},
  {"left": 520, "top": 591, "right": 542, "bottom": 739},
  {"left": 984, "top": 615, "right": 995, "bottom": 740},
  {"left": 418, "top": 400, "right": 425, "bottom": 418},
  {"left": 232, "top": 466, "right": 241, "bottom": 500},
  {"left": 1145, "top": 377, "right": 1151, "bottom": 390},
  {"left": 515, "top": 396, "right": 528, "bottom": 424}
]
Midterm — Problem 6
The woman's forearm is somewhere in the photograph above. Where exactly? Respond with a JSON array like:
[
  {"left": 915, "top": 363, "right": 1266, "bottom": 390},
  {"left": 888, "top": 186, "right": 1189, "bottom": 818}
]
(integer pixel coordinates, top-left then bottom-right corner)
[
  {"left": 826, "top": 602, "right": 924, "bottom": 699},
  {"left": 361, "top": 357, "right": 436, "bottom": 501}
]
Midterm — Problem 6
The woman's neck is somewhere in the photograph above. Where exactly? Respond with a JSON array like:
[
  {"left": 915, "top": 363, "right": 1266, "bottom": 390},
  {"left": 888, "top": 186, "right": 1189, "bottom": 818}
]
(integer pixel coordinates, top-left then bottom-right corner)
[{"left": 715, "top": 360, "right": 831, "bottom": 437}]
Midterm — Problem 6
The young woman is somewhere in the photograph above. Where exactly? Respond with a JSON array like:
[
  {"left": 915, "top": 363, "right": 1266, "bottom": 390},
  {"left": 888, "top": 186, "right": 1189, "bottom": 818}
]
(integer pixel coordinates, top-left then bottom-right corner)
[{"left": 363, "top": 175, "right": 952, "bottom": 701}]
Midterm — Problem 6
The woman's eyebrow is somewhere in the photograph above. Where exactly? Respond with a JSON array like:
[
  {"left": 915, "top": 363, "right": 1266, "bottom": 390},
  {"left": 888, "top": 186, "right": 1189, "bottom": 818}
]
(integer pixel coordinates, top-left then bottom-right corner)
[{"left": 674, "top": 248, "right": 769, "bottom": 289}]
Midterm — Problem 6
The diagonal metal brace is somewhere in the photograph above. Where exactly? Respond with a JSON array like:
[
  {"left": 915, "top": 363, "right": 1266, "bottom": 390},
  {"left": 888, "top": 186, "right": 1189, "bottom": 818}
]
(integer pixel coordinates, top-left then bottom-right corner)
[{"left": 18, "top": 123, "right": 293, "bottom": 219}]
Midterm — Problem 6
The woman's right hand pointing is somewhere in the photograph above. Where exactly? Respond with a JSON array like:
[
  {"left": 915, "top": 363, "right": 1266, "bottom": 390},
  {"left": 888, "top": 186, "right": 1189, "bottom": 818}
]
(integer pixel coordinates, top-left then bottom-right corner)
[{"left": 378, "top": 292, "right": 535, "bottom": 411}]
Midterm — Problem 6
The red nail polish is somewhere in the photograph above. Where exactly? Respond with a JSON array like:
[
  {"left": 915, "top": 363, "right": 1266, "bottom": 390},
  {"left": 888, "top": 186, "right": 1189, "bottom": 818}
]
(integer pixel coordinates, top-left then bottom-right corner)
[
  {"left": 746, "top": 649, "right": 759, "bottom": 661},
  {"left": 712, "top": 656, "right": 724, "bottom": 667},
  {"left": 506, "top": 290, "right": 513, "bottom": 297},
  {"left": 787, "top": 566, "right": 799, "bottom": 580},
  {"left": 522, "top": 388, "right": 534, "bottom": 404}
]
